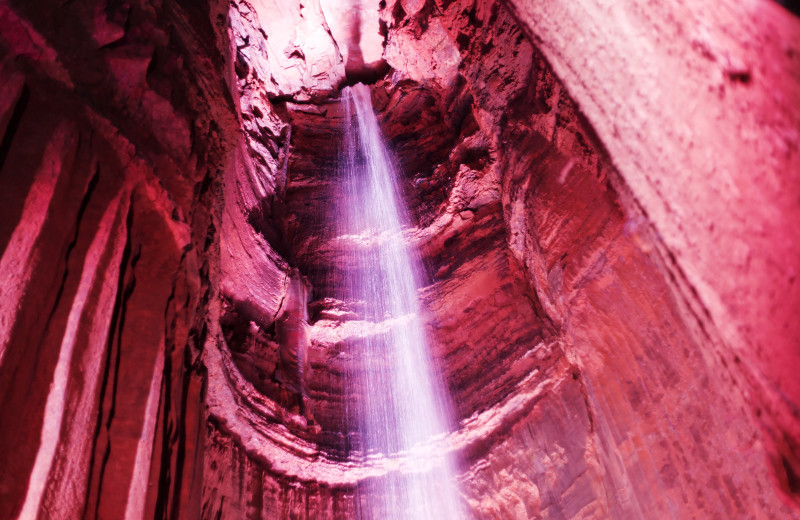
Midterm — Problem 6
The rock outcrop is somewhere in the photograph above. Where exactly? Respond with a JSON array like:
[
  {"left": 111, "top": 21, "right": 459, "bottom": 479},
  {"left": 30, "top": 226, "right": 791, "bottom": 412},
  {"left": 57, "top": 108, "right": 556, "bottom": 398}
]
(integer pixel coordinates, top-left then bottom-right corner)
[
  {"left": 0, "top": 0, "right": 798, "bottom": 518},
  {"left": 0, "top": 1, "right": 233, "bottom": 517}
]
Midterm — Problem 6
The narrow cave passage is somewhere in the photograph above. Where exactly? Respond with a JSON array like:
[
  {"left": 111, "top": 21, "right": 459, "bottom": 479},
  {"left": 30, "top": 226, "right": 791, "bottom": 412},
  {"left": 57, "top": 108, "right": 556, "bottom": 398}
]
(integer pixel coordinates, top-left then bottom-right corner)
[{"left": 0, "top": 0, "right": 798, "bottom": 519}]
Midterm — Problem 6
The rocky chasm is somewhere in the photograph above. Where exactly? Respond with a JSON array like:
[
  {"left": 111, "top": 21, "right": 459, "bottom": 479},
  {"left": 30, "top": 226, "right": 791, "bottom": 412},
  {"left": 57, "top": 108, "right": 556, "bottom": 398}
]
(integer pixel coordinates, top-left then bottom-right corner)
[{"left": 0, "top": 0, "right": 799, "bottom": 518}]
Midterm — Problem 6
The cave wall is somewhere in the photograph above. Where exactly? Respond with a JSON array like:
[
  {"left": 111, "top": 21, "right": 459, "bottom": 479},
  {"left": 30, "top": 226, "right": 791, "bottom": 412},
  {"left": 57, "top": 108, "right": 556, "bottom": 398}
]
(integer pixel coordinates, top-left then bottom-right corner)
[
  {"left": 0, "top": 0, "right": 798, "bottom": 518},
  {"left": 499, "top": 0, "right": 800, "bottom": 500},
  {"left": 370, "top": 0, "right": 800, "bottom": 516},
  {"left": 206, "top": 0, "right": 800, "bottom": 516},
  {"left": 0, "top": 0, "right": 233, "bottom": 517}
]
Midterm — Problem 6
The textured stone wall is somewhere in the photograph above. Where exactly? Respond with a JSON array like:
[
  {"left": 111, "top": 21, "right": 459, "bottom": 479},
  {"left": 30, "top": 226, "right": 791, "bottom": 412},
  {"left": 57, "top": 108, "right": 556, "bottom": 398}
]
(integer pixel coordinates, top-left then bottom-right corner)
[
  {"left": 500, "top": 0, "right": 800, "bottom": 503},
  {"left": 0, "top": 0, "right": 232, "bottom": 517}
]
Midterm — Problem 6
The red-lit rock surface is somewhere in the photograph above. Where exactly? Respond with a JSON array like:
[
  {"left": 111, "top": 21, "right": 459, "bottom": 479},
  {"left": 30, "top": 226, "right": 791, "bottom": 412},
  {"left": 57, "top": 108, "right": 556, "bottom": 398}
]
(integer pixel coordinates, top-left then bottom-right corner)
[
  {"left": 0, "top": 0, "right": 798, "bottom": 519},
  {"left": 0, "top": 0, "right": 233, "bottom": 517}
]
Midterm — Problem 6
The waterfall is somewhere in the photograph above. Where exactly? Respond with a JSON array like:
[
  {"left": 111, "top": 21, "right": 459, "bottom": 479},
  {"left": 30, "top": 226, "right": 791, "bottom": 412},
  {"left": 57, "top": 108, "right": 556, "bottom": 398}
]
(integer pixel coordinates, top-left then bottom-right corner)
[{"left": 336, "top": 83, "right": 464, "bottom": 519}]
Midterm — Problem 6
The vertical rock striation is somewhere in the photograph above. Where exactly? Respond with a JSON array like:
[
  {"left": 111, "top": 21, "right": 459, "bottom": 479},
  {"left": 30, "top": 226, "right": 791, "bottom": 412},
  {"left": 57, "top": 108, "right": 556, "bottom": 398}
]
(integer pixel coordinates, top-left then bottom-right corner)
[{"left": 0, "top": 0, "right": 233, "bottom": 517}]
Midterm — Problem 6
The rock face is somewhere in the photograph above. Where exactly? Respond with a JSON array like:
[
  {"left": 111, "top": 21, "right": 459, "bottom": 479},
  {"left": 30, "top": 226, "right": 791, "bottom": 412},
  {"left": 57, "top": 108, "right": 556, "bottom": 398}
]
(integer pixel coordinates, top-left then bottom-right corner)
[
  {"left": 0, "top": 1, "right": 233, "bottom": 518},
  {"left": 0, "top": 0, "right": 798, "bottom": 519}
]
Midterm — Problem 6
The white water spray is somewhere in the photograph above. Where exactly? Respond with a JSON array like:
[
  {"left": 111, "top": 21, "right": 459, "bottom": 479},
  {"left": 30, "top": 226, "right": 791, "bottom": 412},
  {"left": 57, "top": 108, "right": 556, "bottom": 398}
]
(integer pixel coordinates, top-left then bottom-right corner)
[{"left": 336, "top": 84, "right": 464, "bottom": 519}]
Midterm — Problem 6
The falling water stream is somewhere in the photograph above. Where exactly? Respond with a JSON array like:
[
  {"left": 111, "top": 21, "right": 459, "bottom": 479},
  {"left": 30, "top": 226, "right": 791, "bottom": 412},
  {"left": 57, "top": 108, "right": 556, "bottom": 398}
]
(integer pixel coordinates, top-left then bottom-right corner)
[{"left": 336, "top": 84, "right": 464, "bottom": 519}]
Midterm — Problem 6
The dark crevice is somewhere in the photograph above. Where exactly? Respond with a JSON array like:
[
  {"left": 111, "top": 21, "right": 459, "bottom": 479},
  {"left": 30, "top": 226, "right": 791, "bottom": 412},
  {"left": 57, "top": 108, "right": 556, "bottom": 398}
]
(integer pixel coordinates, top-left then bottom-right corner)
[
  {"left": 41, "top": 167, "right": 101, "bottom": 344},
  {"left": 168, "top": 345, "right": 195, "bottom": 520},
  {"left": 164, "top": 258, "right": 189, "bottom": 520},
  {"left": 82, "top": 197, "right": 133, "bottom": 520},
  {"left": 392, "top": 1, "right": 406, "bottom": 26},
  {"left": 155, "top": 314, "right": 176, "bottom": 518},
  {"left": 92, "top": 209, "right": 139, "bottom": 520},
  {"left": 783, "top": 454, "right": 800, "bottom": 495},
  {"left": 0, "top": 84, "right": 30, "bottom": 176},
  {"left": 147, "top": 362, "right": 168, "bottom": 517},
  {"left": 92, "top": 288, "right": 138, "bottom": 520},
  {"left": 726, "top": 70, "right": 752, "bottom": 84}
]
